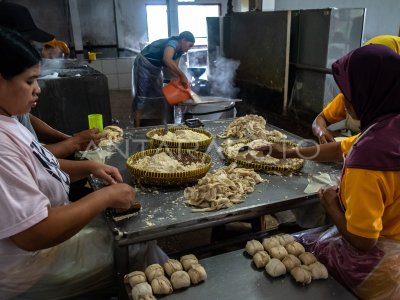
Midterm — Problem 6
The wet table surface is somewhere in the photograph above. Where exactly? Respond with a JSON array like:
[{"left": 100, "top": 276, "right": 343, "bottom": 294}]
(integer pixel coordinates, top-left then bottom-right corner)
[{"left": 97, "top": 119, "right": 341, "bottom": 246}]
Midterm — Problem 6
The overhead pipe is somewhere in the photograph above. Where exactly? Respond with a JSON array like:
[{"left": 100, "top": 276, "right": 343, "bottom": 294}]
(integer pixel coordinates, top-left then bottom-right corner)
[
  {"left": 226, "top": 0, "right": 233, "bottom": 16},
  {"left": 112, "top": 0, "right": 119, "bottom": 49}
]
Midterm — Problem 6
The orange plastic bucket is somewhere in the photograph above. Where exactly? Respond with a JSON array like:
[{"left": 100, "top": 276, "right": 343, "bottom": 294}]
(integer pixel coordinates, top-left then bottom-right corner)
[{"left": 162, "top": 80, "right": 191, "bottom": 105}]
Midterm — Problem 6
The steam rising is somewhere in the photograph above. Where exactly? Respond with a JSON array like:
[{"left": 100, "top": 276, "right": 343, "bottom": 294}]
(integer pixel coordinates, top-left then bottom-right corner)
[
  {"left": 209, "top": 56, "right": 240, "bottom": 98},
  {"left": 188, "top": 51, "right": 207, "bottom": 67},
  {"left": 123, "top": 33, "right": 147, "bottom": 53},
  {"left": 41, "top": 59, "right": 64, "bottom": 71}
]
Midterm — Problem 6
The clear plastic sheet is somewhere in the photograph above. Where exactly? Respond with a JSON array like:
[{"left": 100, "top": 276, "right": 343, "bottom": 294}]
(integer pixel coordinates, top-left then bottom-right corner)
[
  {"left": 293, "top": 175, "right": 339, "bottom": 229},
  {"left": 13, "top": 216, "right": 115, "bottom": 300},
  {"left": 12, "top": 217, "right": 168, "bottom": 300},
  {"left": 128, "top": 240, "right": 169, "bottom": 272},
  {"left": 294, "top": 226, "right": 400, "bottom": 299}
]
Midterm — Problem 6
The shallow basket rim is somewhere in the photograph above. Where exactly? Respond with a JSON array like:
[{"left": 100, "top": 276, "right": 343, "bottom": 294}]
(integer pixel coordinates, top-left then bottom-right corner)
[
  {"left": 126, "top": 148, "right": 212, "bottom": 184},
  {"left": 221, "top": 139, "right": 304, "bottom": 174},
  {"left": 146, "top": 127, "right": 213, "bottom": 150}
]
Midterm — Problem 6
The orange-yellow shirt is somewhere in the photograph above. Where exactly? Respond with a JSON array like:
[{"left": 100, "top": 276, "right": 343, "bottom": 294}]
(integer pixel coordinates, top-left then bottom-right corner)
[
  {"left": 44, "top": 39, "right": 70, "bottom": 55},
  {"left": 340, "top": 168, "right": 400, "bottom": 240},
  {"left": 340, "top": 134, "right": 359, "bottom": 154},
  {"left": 322, "top": 93, "right": 347, "bottom": 124},
  {"left": 322, "top": 94, "right": 359, "bottom": 154}
]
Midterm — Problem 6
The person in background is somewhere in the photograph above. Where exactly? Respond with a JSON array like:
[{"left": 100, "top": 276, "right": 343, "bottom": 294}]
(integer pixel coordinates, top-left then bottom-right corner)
[
  {"left": 312, "top": 35, "right": 400, "bottom": 145},
  {"left": 296, "top": 44, "right": 400, "bottom": 299},
  {"left": 0, "top": 27, "right": 136, "bottom": 299},
  {"left": 41, "top": 39, "right": 71, "bottom": 59},
  {"left": 0, "top": 2, "right": 100, "bottom": 159},
  {"left": 132, "top": 31, "right": 195, "bottom": 127}
]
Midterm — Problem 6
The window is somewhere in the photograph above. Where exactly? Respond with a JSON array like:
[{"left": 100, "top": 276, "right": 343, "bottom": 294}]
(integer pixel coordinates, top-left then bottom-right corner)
[
  {"left": 146, "top": 5, "right": 168, "bottom": 43},
  {"left": 178, "top": 5, "right": 220, "bottom": 46},
  {"left": 146, "top": 4, "right": 220, "bottom": 46}
]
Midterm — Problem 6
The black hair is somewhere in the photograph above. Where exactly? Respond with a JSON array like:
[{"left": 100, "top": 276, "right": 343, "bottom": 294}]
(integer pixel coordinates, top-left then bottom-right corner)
[
  {"left": 178, "top": 31, "right": 195, "bottom": 44},
  {"left": 0, "top": 27, "right": 41, "bottom": 79}
]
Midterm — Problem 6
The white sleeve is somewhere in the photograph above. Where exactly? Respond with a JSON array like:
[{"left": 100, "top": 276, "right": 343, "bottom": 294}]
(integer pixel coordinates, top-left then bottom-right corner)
[{"left": 0, "top": 153, "right": 49, "bottom": 239}]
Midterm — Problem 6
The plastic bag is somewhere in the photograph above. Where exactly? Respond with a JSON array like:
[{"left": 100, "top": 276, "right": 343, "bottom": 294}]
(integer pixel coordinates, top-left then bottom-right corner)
[
  {"left": 292, "top": 203, "right": 330, "bottom": 229},
  {"left": 128, "top": 240, "right": 169, "bottom": 271},
  {"left": 14, "top": 216, "right": 115, "bottom": 300},
  {"left": 294, "top": 226, "right": 400, "bottom": 299},
  {"left": 14, "top": 217, "right": 168, "bottom": 300},
  {"left": 293, "top": 176, "right": 339, "bottom": 229}
]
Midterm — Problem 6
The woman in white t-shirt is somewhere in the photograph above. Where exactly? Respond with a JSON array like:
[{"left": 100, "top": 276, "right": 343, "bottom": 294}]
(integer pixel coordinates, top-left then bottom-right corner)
[{"left": 0, "top": 28, "right": 137, "bottom": 299}]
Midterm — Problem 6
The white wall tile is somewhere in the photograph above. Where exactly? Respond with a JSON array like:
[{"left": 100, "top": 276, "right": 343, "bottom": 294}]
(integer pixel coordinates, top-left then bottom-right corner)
[
  {"left": 101, "top": 59, "right": 117, "bottom": 75},
  {"left": 118, "top": 73, "right": 132, "bottom": 90},
  {"left": 107, "top": 74, "right": 119, "bottom": 90},
  {"left": 116, "top": 58, "right": 134, "bottom": 74},
  {"left": 89, "top": 60, "right": 102, "bottom": 72}
]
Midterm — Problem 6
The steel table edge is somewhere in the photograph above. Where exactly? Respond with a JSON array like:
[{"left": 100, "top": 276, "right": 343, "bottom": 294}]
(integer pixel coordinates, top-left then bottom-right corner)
[{"left": 112, "top": 193, "right": 319, "bottom": 246}]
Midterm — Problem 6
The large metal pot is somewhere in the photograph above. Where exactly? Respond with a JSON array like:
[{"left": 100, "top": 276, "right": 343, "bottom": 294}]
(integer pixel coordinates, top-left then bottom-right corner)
[{"left": 175, "top": 96, "right": 237, "bottom": 122}]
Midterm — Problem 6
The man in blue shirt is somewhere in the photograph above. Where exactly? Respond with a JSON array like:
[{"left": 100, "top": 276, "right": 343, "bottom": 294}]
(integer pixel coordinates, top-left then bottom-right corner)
[{"left": 132, "top": 31, "right": 195, "bottom": 127}]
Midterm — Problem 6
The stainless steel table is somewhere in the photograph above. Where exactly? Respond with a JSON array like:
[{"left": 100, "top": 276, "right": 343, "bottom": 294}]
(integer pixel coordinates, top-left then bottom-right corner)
[
  {"left": 95, "top": 119, "right": 341, "bottom": 299},
  {"left": 158, "top": 249, "right": 356, "bottom": 300}
]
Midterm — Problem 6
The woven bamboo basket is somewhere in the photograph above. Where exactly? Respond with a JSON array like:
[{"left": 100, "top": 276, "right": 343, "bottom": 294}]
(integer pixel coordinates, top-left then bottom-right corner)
[
  {"left": 221, "top": 139, "right": 304, "bottom": 175},
  {"left": 126, "top": 148, "right": 212, "bottom": 185},
  {"left": 146, "top": 127, "right": 213, "bottom": 152}
]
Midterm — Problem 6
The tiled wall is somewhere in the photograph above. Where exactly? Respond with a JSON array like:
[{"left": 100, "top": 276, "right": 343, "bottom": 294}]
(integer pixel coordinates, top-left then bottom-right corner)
[{"left": 89, "top": 57, "right": 135, "bottom": 90}]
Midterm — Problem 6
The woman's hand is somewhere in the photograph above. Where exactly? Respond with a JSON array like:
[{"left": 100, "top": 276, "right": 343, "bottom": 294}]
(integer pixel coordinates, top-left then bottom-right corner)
[
  {"left": 101, "top": 183, "right": 136, "bottom": 209},
  {"left": 254, "top": 143, "right": 287, "bottom": 158},
  {"left": 319, "top": 185, "right": 378, "bottom": 251},
  {"left": 72, "top": 129, "right": 101, "bottom": 151},
  {"left": 180, "top": 74, "right": 189, "bottom": 89},
  {"left": 89, "top": 162, "right": 123, "bottom": 185},
  {"left": 312, "top": 112, "right": 335, "bottom": 144},
  {"left": 319, "top": 186, "right": 343, "bottom": 215},
  {"left": 316, "top": 128, "right": 336, "bottom": 144}
]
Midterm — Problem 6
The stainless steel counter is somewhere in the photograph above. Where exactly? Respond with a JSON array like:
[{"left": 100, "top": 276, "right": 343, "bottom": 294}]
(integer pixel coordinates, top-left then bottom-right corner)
[
  {"left": 158, "top": 249, "right": 356, "bottom": 300},
  {"left": 96, "top": 119, "right": 341, "bottom": 299},
  {"left": 101, "top": 119, "right": 340, "bottom": 245}
]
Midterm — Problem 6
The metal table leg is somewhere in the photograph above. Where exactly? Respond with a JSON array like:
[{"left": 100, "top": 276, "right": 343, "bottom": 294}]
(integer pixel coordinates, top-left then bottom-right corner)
[{"left": 114, "top": 244, "right": 130, "bottom": 300}]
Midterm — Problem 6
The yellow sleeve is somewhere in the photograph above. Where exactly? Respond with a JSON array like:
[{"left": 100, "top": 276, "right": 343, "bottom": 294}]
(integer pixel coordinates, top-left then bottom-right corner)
[
  {"left": 322, "top": 93, "right": 347, "bottom": 124},
  {"left": 340, "top": 169, "right": 386, "bottom": 239},
  {"left": 55, "top": 40, "right": 70, "bottom": 55},
  {"left": 45, "top": 39, "right": 70, "bottom": 55},
  {"left": 364, "top": 35, "right": 400, "bottom": 55},
  {"left": 340, "top": 134, "right": 360, "bottom": 154}
]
